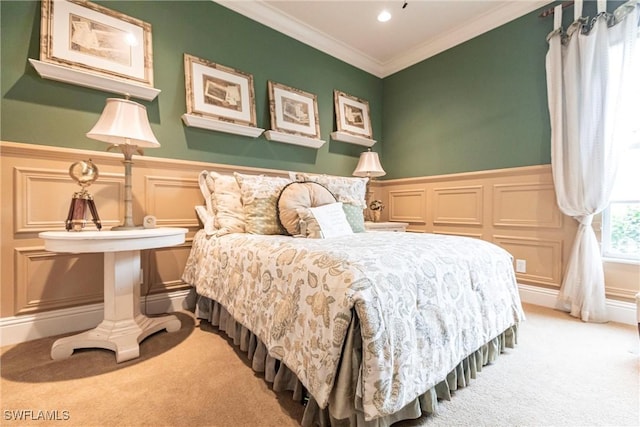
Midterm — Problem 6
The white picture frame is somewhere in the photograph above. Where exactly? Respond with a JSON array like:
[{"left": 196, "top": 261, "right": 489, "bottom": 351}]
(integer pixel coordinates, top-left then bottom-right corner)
[
  {"left": 268, "top": 81, "right": 320, "bottom": 139},
  {"left": 184, "top": 54, "right": 257, "bottom": 127},
  {"left": 39, "top": 0, "right": 153, "bottom": 87},
  {"left": 334, "top": 90, "right": 373, "bottom": 140}
]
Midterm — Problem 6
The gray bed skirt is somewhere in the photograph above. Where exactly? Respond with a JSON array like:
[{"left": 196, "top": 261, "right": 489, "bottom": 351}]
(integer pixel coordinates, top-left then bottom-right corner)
[{"left": 195, "top": 295, "right": 518, "bottom": 427}]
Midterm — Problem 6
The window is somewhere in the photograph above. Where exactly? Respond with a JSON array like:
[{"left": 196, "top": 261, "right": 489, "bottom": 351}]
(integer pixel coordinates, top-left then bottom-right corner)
[
  {"left": 602, "top": 143, "right": 640, "bottom": 262},
  {"left": 601, "top": 20, "right": 640, "bottom": 263}
]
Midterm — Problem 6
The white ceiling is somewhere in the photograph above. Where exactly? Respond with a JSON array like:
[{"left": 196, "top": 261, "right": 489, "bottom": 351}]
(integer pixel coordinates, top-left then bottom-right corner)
[{"left": 216, "top": 0, "right": 551, "bottom": 78}]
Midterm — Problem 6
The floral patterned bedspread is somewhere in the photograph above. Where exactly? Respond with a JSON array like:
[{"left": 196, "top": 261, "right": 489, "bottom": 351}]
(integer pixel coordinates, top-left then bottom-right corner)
[{"left": 182, "top": 230, "right": 525, "bottom": 421}]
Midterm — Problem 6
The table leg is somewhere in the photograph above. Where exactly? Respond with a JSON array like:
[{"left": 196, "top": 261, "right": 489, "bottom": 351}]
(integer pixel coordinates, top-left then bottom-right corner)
[{"left": 51, "top": 250, "right": 181, "bottom": 363}]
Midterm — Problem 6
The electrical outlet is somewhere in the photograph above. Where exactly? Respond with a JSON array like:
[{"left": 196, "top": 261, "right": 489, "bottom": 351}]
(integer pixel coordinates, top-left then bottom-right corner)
[{"left": 515, "top": 259, "right": 526, "bottom": 273}]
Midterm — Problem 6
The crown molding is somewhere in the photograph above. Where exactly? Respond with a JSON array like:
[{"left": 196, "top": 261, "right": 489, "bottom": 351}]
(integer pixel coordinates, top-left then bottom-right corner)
[
  {"left": 382, "top": 1, "right": 551, "bottom": 76},
  {"left": 215, "top": 1, "right": 551, "bottom": 78},
  {"left": 216, "top": 0, "right": 385, "bottom": 77}
]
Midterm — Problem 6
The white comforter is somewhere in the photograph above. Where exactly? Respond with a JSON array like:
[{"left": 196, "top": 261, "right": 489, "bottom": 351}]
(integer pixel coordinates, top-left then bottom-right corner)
[{"left": 182, "top": 230, "right": 525, "bottom": 421}]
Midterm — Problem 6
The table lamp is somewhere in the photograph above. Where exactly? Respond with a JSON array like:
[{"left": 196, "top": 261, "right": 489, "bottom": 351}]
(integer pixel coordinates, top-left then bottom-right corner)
[
  {"left": 352, "top": 148, "right": 386, "bottom": 220},
  {"left": 86, "top": 97, "right": 160, "bottom": 230}
]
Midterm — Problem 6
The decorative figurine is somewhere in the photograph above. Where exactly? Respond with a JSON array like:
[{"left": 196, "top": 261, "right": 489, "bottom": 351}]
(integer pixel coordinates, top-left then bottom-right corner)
[{"left": 66, "top": 159, "right": 102, "bottom": 231}]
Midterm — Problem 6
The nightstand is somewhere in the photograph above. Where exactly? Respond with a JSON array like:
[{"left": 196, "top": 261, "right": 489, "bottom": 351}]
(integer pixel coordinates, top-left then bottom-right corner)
[
  {"left": 364, "top": 221, "right": 409, "bottom": 232},
  {"left": 39, "top": 227, "right": 188, "bottom": 363}
]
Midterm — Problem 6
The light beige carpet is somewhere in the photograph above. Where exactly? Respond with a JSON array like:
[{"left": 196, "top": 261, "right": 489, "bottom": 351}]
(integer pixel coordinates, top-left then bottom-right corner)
[{"left": 1, "top": 304, "right": 638, "bottom": 427}]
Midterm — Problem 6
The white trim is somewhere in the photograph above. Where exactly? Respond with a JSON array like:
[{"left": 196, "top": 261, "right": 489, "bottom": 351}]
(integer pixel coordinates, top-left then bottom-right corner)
[
  {"left": 216, "top": 1, "right": 551, "bottom": 78},
  {"left": 518, "top": 283, "right": 636, "bottom": 326},
  {"left": 330, "top": 131, "right": 376, "bottom": 147},
  {"left": 28, "top": 59, "right": 161, "bottom": 101},
  {"left": 384, "top": 1, "right": 550, "bottom": 77},
  {"left": 263, "top": 130, "right": 326, "bottom": 149},
  {"left": 0, "top": 289, "right": 195, "bottom": 347},
  {"left": 182, "top": 113, "right": 264, "bottom": 138},
  {"left": 216, "top": 0, "right": 384, "bottom": 77}
]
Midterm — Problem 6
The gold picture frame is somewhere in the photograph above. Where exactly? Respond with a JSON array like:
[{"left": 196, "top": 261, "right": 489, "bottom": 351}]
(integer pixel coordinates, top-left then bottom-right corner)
[
  {"left": 268, "top": 81, "right": 320, "bottom": 139},
  {"left": 334, "top": 90, "right": 373, "bottom": 140},
  {"left": 184, "top": 54, "right": 257, "bottom": 127},
  {"left": 39, "top": 0, "right": 153, "bottom": 86}
]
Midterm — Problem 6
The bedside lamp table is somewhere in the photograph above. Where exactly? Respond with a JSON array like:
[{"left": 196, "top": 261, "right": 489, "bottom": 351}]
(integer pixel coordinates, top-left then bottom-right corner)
[
  {"left": 364, "top": 221, "right": 409, "bottom": 232},
  {"left": 39, "top": 227, "right": 188, "bottom": 363}
]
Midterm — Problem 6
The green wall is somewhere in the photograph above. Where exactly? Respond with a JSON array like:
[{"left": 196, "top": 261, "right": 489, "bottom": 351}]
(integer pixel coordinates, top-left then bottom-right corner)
[
  {"left": 381, "top": 9, "right": 552, "bottom": 179},
  {"left": 380, "top": 1, "right": 625, "bottom": 179},
  {"left": 1, "top": 1, "right": 382, "bottom": 176}
]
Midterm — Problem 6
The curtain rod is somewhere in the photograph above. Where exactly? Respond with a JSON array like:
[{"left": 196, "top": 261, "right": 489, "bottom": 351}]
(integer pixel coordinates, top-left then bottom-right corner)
[{"left": 539, "top": 1, "right": 574, "bottom": 18}]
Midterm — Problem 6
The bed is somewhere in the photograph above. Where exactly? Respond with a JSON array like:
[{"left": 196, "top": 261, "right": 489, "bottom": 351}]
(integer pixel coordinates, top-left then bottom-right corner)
[{"left": 182, "top": 170, "right": 525, "bottom": 426}]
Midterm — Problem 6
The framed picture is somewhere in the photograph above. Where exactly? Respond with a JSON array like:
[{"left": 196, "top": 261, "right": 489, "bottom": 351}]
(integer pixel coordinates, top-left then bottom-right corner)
[
  {"left": 268, "top": 81, "right": 320, "bottom": 139},
  {"left": 39, "top": 0, "right": 153, "bottom": 86},
  {"left": 334, "top": 90, "right": 373, "bottom": 140},
  {"left": 184, "top": 54, "right": 257, "bottom": 127}
]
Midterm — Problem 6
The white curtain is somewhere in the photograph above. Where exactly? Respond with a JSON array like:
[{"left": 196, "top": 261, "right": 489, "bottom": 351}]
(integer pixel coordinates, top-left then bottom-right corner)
[{"left": 545, "top": 0, "right": 640, "bottom": 322}]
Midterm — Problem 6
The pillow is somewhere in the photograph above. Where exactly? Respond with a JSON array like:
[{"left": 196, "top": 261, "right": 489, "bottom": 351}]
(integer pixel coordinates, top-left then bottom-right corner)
[
  {"left": 208, "top": 171, "right": 245, "bottom": 236},
  {"left": 234, "top": 172, "right": 291, "bottom": 235},
  {"left": 342, "top": 203, "right": 366, "bottom": 233},
  {"left": 198, "top": 170, "right": 215, "bottom": 219},
  {"left": 195, "top": 205, "right": 216, "bottom": 236},
  {"left": 297, "top": 202, "right": 354, "bottom": 238},
  {"left": 277, "top": 181, "right": 337, "bottom": 236},
  {"left": 289, "top": 172, "right": 368, "bottom": 209},
  {"left": 296, "top": 208, "right": 323, "bottom": 238}
]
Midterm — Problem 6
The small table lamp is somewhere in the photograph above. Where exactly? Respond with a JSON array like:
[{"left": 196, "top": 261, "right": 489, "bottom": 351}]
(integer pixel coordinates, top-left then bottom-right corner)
[
  {"left": 352, "top": 148, "right": 386, "bottom": 220},
  {"left": 86, "top": 97, "right": 160, "bottom": 230}
]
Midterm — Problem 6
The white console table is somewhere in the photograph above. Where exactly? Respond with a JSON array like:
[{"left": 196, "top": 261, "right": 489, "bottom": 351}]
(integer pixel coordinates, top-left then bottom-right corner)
[{"left": 39, "top": 227, "right": 188, "bottom": 363}]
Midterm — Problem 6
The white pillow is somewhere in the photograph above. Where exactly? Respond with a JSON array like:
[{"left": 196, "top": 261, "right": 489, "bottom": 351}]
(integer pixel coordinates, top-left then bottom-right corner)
[
  {"left": 308, "top": 202, "right": 354, "bottom": 238},
  {"left": 195, "top": 205, "right": 216, "bottom": 236}
]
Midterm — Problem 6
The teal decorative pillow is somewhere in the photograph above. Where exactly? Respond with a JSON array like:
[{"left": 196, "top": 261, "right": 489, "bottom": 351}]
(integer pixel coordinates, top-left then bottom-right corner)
[{"left": 342, "top": 203, "right": 365, "bottom": 233}]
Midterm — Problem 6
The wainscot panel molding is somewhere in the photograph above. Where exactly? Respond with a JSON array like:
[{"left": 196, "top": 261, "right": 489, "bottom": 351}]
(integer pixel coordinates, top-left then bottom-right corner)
[
  {"left": 0, "top": 141, "right": 290, "bottom": 323},
  {"left": 433, "top": 231, "right": 484, "bottom": 239},
  {"left": 2, "top": 143, "right": 636, "bottom": 344},
  {"left": 388, "top": 189, "right": 426, "bottom": 223},
  {"left": 376, "top": 164, "right": 636, "bottom": 304},
  {"left": 432, "top": 185, "right": 483, "bottom": 226},
  {"left": 14, "top": 167, "right": 123, "bottom": 233},
  {"left": 492, "top": 183, "right": 562, "bottom": 228},
  {"left": 14, "top": 247, "right": 104, "bottom": 315},
  {"left": 145, "top": 176, "right": 201, "bottom": 228},
  {"left": 493, "top": 235, "right": 563, "bottom": 287}
]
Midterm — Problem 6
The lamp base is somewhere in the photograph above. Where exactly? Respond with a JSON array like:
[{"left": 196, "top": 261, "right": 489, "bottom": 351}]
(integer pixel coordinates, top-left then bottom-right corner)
[{"left": 111, "top": 224, "right": 144, "bottom": 231}]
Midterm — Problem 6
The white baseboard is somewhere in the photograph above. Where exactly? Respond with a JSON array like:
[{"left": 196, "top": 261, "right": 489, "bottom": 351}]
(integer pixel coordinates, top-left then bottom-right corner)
[
  {"left": 0, "top": 289, "right": 196, "bottom": 347},
  {"left": 518, "top": 283, "right": 637, "bottom": 326}
]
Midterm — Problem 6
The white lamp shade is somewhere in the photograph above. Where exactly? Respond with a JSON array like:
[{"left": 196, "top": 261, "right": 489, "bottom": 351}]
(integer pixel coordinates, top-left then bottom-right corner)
[
  {"left": 86, "top": 98, "right": 160, "bottom": 148},
  {"left": 353, "top": 150, "right": 386, "bottom": 178}
]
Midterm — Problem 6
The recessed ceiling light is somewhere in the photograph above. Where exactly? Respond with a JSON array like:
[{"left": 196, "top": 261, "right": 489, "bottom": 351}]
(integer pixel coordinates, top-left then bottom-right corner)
[{"left": 377, "top": 10, "right": 391, "bottom": 22}]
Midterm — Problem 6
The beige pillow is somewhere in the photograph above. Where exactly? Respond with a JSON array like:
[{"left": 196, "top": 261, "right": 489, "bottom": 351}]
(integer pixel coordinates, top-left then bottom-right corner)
[
  {"left": 296, "top": 207, "right": 323, "bottom": 238},
  {"left": 196, "top": 171, "right": 218, "bottom": 236},
  {"left": 289, "top": 172, "right": 368, "bottom": 209},
  {"left": 277, "top": 181, "right": 336, "bottom": 235},
  {"left": 234, "top": 172, "right": 291, "bottom": 235},
  {"left": 198, "top": 170, "right": 215, "bottom": 217},
  {"left": 208, "top": 171, "right": 245, "bottom": 236}
]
